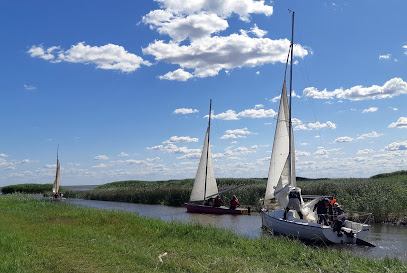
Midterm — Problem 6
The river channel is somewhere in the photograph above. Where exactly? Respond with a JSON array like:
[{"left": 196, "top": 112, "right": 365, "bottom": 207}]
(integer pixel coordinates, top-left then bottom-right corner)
[{"left": 68, "top": 198, "right": 407, "bottom": 262}]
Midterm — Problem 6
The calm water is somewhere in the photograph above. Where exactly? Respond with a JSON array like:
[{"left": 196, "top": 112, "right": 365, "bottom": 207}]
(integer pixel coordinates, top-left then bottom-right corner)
[{"left": 68, "top": 199, "right": 407, "bottom": 262}]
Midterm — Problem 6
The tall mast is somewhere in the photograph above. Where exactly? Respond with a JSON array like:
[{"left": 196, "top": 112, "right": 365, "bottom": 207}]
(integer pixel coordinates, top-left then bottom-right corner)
[
  {"left": 288, "top": 11, "right": 295, "bottom": 186},
  {"left": 203, "top": 99, "right": 212, "bottom": 200}
]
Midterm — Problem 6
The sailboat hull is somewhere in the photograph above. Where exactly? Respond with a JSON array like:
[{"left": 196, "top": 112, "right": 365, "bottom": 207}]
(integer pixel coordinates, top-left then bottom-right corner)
[
  {"left": 261, "top": 209, "right": 370, "bottom": 244},
  {"left": 186, "top": 203, "right": 250, "bottom": 215}
]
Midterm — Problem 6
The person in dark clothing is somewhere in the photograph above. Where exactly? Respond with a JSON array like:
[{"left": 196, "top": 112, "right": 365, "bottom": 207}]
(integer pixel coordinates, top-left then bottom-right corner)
[
  {"left": 214, "top": 195, "right": 222, "bottom": 207},
  {"left": 332, "top": 202, "right": 346, "bottom": 236},
  {"left": 284, "top": 187, "right": 303, "bottom": 220},
  {"left": 229, "top": 195, "right": 239, "bottom": 210},
  {"left": 313, "top": 198, "right": 331, "bottom": 225}
]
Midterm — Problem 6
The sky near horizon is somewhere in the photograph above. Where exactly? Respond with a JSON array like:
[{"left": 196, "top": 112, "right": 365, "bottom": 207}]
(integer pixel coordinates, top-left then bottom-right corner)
[{"left": 1, "top": 0, "right": 407, "bottom": 187}]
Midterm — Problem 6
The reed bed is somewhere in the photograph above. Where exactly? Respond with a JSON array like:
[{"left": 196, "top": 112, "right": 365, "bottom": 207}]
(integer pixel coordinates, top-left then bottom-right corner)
[{"left": 0, "top": 194, "right": 405, "bottom": 272}]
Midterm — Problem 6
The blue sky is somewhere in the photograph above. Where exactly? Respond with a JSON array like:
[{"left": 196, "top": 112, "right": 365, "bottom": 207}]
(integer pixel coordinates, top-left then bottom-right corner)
[{"left": 1, "top": 0, "right": 407, "bottom": 187}]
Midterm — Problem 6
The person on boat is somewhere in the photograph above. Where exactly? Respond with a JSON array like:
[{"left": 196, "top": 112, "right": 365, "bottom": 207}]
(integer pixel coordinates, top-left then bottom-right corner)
[
  {"left": 214, "top": 195, "right": 222, "bottom": 207},
  {"left": 332, "top": 202, "right": 346, "bottom": 236},
  {"left": 54, "top": 193, "right": 59, "bottom": 199},
  {"left": 313, "top": 198, "right": 331, "bottom": 225},
  {"left": 284, "top": 187, "right": 303, "bottom": 220},
  {"left": 229, "top": 195, "right": 239, "bottom": 210},
  {"left": 204, "top": 197, "right": 215, "bottom": 206}
]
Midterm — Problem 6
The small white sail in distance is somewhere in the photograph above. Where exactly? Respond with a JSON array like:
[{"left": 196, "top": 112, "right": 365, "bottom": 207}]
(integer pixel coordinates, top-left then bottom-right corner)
[
  {"left": 265, "top": 78, "right": 297, "bottom": 206},
  {"left": 52, "top": 147, "right": 60, "bottom": 194}
]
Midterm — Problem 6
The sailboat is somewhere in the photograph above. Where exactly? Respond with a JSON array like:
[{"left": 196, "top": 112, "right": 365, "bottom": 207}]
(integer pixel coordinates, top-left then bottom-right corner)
[
  {"left": 186, "top": 99, "right": 250, "bottom": 215},
  {"left": 51, "top": 145, "right": 64, "bottom": 199},
  {"left": 261, "top": 11, "right": 372, "bottom": 245}
]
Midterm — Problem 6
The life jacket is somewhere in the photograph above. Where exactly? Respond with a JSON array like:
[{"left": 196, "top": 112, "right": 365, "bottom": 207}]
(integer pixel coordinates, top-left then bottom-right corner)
[
  {"left": 214, "top": 197, "right": 222, "bottom": 207},
  {"left": 230, "top": 199, "right": 239, "bottom": 207}
]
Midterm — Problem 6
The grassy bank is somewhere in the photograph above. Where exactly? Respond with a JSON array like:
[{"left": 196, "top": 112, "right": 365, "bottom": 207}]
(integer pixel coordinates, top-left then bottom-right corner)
[{"left": 0, "top": 194, "right": 405, "bottom": 272}]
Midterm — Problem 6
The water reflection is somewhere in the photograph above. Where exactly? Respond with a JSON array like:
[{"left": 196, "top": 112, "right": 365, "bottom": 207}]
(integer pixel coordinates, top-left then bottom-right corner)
[{"left": 68, "top": 199, "right": 407, "bottom": 262}]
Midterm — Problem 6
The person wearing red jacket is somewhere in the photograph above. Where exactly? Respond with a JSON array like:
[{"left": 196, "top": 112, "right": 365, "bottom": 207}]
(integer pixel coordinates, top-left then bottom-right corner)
[{"left": 230, "top": 195, "right": 239, "bottom": 210}]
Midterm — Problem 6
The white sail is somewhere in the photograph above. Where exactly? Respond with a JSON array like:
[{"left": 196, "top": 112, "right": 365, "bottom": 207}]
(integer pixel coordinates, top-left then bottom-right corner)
[
  {"left": 52, "top": 156, "right": 60, "bottom": 194},
  {"left": 189, "top": 127, "right": 218, "bottom": 202},
  {"left": 265, "top": 78, "right": 297, "bottom": 207}
]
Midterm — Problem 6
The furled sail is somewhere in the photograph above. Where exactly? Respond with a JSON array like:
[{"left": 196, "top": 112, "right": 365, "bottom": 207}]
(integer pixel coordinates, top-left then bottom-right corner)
[
  {"left": 189, "top": 128, "right": 218, "bottom": 202},
  {"left": 265, "top": 77, "right": 297, "bottom": 206}
]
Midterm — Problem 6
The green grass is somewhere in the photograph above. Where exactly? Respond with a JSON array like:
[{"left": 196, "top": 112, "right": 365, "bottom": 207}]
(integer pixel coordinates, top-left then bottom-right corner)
[{"left": 0, "top": 194, "right": 405, "bottom": 272}]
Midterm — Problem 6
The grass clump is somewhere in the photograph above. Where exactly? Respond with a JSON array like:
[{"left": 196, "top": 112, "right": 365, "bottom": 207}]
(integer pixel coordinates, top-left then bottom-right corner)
[{"left": 0, "top": 194, "right": 405, "bottom": 272}]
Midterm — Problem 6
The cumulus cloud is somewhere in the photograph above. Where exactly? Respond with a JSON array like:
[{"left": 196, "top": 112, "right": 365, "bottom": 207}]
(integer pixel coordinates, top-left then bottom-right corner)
[
  {"left": 163, "top": 136, "right": 199, "bottom": 143},
  {"left": 362, "top": 107, "right": 378, "bottom": 113},
  {"left": 141, "top": 0, "right": 308, "bottom": 80},
  {"left": 404, "top": 45, "right": 407, "bottom": 54},
  {"left": 221, "top": 127, "right": 253, "bottom": 139},
  {"left": 294, "top": 119, "right": 336, "bottom": 131},
  {"left": 209, "top": 106, "right": 277, "bottom": 120},
  {"left": 356, "top": 131, "right": 383, "bottom": 139},
  {"left": 379, "top": 54, "right": 391, "bottom": 59},
  {"left": 388, "top": 117, "right": 407, "bottom": 129},
  {"left": 158, "top": 68, "right": 194, "bottom": 81},
  {"left": 147, "top": 143, "right": 200, "bottom": 154},
  {"left": 118, "top": 152, "right": 129, "bottom": 157},
  {"left": 94, "top": 155, "right": 109, "bottom": 160},
  {"left": 334, "top": 136, "right": 353, "bottom": 143},
  {"left": 303, "top": 78, "right": 407, "bottom": 101},
  {"left": 173, "top": 108, "right": 199, "bottom": 114},
  {"left": 385, "top": 140, "right": 407, "bottom": 151},
  {"left": 0, "top": 153, "right": 7, "bottom": 158},
  {"left": 28, "top": 43, "right": 151, "bottom": 73}
]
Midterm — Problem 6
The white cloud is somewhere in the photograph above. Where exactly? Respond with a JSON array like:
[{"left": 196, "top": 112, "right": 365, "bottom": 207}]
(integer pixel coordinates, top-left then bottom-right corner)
[
  {"left": 303, "top": 77, "right": 407, "bottom": 101},
  {"left": 362, "top": 107, "right": 378, "bottom": 113},
  {"left": 118, "top": 152, "right": 129, "bottom": 157},
  {"left": 254, "top": 104, "right": 264, "bottom": 109},
  {"left": 249, "top": 24, "right": 267, "bottom": 38},
  {"left": 28, "top": 43, "right": 151, "bottom": 73},
  {"left": 163, "top": 136, "right": 199, "bottom": 143},
  {"left": 357, "top": 149, "right": 374, "bottom": 154},
  {"left": 143, "top": 35, "right": 308, "bottom": 81},
  {"left": 158, "top": 68, "right": 194, "bottom": 81},
  {"left": 173, "top": 108, "right": 199, "bottom": 114},
  {"left": 27, "top": 45, "right": 59, "bottom": 61},
  {"left": 334, "top": 136, "right": 353, "bottom": 143},
  {"left": 94, "top": 155, "right": 109, "bottom": 160},
  {"left": 221, "top": 127, "right": 253, "bottom": 139},
  {"left": 385, "top": 140, "right": 407, "bottom": 151},
  {"left": 294, "top": 119, "right": 336, "bottom": 131},
  {"left": 92, "top": 163, "right": 108, "bottom": 168},
  {"left": 403, "top": 45, "right": 407, "bottom": 54},
  {"left": 211, "top": 110, "right": 239, "bottom": 120},
  {"left": 24, "top": 84, "right": 37, "bottom": 90},
  {"left": 389, "top": 117, "right": 407, "bottom": 129},
  {"left": 151, "top": 0, "right": 274, "bottom": 22},
  {"left": 296, "top": 150, "right": 311, "bottom": 156},
  {"left": 379, "top": 54, "right": 391, "bottom": 59},
  {"left": 0, "top": 153, "right": 8, "bottom": 158},
  {"left": 147, "top": 143, "right": 200, "bottom": 154},
  {"left": 356, "top": 131, "right": 383, "bottom": 140},
  {"left": 238, "top": 108, "right": 277, "bottom": 118}
]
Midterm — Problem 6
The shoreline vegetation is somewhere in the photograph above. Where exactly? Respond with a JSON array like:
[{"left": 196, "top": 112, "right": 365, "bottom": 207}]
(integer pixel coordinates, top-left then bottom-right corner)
[
  {"left": 2, "top": 170, "right": 407, "bottom": 224},
  {"left": 0, "top": 194, "right": 406, "bottom": 272}
]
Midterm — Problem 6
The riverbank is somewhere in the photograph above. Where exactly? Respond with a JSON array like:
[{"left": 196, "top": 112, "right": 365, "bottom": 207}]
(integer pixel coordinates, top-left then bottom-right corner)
[
  {"left": 1, "top": 194, "right": 405, "bottom": 272},
  {"left": 2, "top": 170, "right": 407, "bottom": 224}
]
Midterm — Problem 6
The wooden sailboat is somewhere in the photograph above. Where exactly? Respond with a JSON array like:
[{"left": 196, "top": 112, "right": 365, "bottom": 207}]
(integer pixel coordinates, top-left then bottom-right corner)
[
  {"left": 186, "top": 100, "right": 250, "bottom": 215},
  {"left": 261, "top": 11, "right": 372, "bottom": 245}
]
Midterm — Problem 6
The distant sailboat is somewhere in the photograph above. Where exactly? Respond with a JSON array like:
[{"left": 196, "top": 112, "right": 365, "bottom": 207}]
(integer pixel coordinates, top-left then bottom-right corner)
[
  {"left": 51, "top": 145, "right": 63, "bottom": 199},
  {"left": 261, "top": 11, "right": 372, "bottom": 245},
  {"left": 186, "top": 99, "right": 249, "bottom": 215}
]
